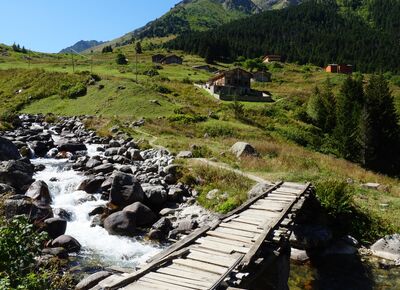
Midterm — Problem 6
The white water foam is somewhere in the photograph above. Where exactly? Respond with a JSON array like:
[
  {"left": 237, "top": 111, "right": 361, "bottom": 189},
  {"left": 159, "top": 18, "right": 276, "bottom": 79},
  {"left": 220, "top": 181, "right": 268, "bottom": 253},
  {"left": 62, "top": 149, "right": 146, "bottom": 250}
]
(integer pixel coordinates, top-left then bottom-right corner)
[{"left": 31, "top": 148, "right": 161, "bottom": 268}]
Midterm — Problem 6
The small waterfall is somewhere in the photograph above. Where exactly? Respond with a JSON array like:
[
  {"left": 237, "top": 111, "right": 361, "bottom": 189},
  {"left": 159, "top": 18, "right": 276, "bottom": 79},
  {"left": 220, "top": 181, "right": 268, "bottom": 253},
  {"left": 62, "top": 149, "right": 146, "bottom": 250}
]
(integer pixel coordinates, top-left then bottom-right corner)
[{"left": 31, "top": 143, "right": 161, "bottom": 268}]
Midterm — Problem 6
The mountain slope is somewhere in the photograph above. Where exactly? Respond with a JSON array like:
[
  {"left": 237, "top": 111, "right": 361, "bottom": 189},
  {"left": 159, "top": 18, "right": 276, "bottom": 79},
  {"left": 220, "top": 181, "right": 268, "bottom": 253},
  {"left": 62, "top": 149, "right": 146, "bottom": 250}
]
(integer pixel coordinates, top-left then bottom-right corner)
[
  {"left": 60, "top": 40, "right": 104, "bottom": 53},
  {"left": 168, "top": 0, "right": 400, "bottom": 73}
]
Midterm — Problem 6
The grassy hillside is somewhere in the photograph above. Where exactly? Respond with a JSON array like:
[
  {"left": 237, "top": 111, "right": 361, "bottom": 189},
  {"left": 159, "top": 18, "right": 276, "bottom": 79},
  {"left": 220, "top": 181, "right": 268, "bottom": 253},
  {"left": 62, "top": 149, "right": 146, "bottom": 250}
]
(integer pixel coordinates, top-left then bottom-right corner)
[{"left": 1, "top": 43, "right": 400, "bottom": 242}]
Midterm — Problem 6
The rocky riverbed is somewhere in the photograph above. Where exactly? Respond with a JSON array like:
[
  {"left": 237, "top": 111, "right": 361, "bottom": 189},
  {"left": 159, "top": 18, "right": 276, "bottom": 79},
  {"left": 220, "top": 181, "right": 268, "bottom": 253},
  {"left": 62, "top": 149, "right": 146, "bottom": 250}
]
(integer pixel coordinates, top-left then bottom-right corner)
[{"left": 0, "top": 114, "right": 217, "bottom": 277}]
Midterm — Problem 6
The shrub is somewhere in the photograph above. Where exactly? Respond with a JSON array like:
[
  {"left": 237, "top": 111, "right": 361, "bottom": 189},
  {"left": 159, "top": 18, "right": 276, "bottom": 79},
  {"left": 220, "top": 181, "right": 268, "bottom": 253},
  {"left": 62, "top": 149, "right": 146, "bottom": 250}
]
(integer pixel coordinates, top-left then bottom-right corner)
[
  {"left": 202, "top": 123, "right": 234, "bottom": 137},
  {"left": 0, "top": 216, "right": 49, "bottom": 289},
  {"left": 116, "top": 53, "right": 128, "bottom": 65},
  {"left": 59, "top": 82, "right": 87, "bottom": 99},
  {"left": 315, "top": 179, "right": 353, "bottom": 217},
  {"left": 168, "top": 114, "right": 207, "bottom": 124}
]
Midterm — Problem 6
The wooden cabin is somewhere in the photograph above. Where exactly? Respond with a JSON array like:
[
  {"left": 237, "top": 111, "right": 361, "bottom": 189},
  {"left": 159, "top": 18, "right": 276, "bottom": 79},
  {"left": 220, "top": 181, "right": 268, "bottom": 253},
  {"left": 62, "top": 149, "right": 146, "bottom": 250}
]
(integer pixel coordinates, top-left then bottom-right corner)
[
  {"left": 208, "top": 68, "right": 253, "bottom": 88},
  {"left": 326, "top": 64, "right": 353, "bottom": 74},
  {"left": 262, "top": 55, "right": 281, "bottom": 63}
]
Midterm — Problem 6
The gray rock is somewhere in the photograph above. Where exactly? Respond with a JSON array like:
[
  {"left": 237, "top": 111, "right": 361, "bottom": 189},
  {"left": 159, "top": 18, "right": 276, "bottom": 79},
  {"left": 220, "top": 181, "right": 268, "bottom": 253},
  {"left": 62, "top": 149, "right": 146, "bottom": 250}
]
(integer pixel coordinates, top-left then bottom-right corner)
[
  {"left": 123, "top": 202, "right": 157, "bottom": 227},
  {"left": 206, "top": 189, "right": 219, "bottom": 200},
  {"left": 176, "top": 151, "right": 193, "bottom": 159},
  {"left": 53, "top": 208, "right": 74, "bottom": 221},
  {"left": 42, "top": 247, "right": 68, "bottom": 259},
  {"left": 44, "top": 217, "right": 67, "bottom": 239},
  {"left": 0, "top": 137, "right": 21, "bottom": 161},
  {"left": 75, "top": 271, "right": 111, "bottom": 290},
  {"left": 149, "top": 217, "right": 172, "bottom": 241},
  {"left": 110, "top": 173, "right": 144, "bottom": 207},
  {"left": 142, "top": 184, "right": 167, "bottom": 207},
  {"left": 4, "top": 195, "right": 53, "bottom": 221},
  {"left": 323, "top": 240, "right": 358, "bottom": 256},
  {"left": 51, "top": 235, "right": 81, "bottom": 253},
  {"left": 168, "top": 187, "right": 184, "bottom": 202},
  {"left": 248, "top": 182, "right": 272, "bottom": 199},
  {"left": 230, "top": 142, "right": 258, "bottom": 158},
  {"left": 0, "top": 160, "right": 34, "bottom": 194},
  {"left": 86, "top": 158, "right": 102, "bottom": 169},
  {"left": 104, "top": 211, "right": 136, "bottom": 236},
  {"left": 25, "top": 180, "right": 52, "bottom": 205},
  {"left": 57, "top": 141, "right": 87, "bottom": 153},
  {"left": 371, "top": 234, "right": 400, "bottom": 261},
  {"left": 93, "top": 163, "right": 114, "bottom": 174},
  {"left": 128, "top": 149, "right": 143, "bottom": 161},
  {"left": 291, "top": 248, "right": 310, "bottom": 262},
  {"left": 159, "top": 208, "right": 176, "bottom": 216},
  {"left": 78, "top": 177, "right": 105, "bottom": 194}
]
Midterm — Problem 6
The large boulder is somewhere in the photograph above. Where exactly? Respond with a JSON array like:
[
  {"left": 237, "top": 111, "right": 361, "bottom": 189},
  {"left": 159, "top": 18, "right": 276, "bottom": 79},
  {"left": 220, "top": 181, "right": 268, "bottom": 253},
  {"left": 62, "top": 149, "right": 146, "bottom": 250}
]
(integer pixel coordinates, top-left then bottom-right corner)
[
  {"left": 44, "top": 217, "right": 67, "bottom": 239},
  {"left": 123, "top": 202, "right": 157, "bottom": 227},
  {"left": 93, "top": 163, "right": 114, "bottom": 174},
  {"left": 0, "top": 183, "right": 15, "bottom": 195},
  {"left": 371, "top": 234, "right": 400, "bottom": 262},
  {"left": 0, "top": 137, "right": 21, "bottom": 161},
  {"left": 230, "top": 142, "right": 258, "bottom": 158},
  {"left": 3, "top": 195, "right": 53, "bottom": 221},
  {"left": 51, "top": 235, "right": 81, "bottom": 253},
  {"left": 109, "top": 173, "right": 144, "bottom": 207},
  {"left": 77, "top": 177, "right": 105, "bottom": 194},
  {"left": 142, "top": 184, "right": 167, "bottom": 207},
  {"left": 149, "top": 217, "right": 173, "bottom": 241},
  {"left": 25, "top": 180, "right": 52, "bottom": 205},
  {"left": 103, "top": 211, "right": 136, "bottom": 236},
  {"left": 290, "top": 225, "right": 333, "bottom": 250},
  {"left": 0, "top": 160, "right": 34, "bottom": 194},
  {"left": 57, "top": 140, "right": 87, "bottom": 153}
]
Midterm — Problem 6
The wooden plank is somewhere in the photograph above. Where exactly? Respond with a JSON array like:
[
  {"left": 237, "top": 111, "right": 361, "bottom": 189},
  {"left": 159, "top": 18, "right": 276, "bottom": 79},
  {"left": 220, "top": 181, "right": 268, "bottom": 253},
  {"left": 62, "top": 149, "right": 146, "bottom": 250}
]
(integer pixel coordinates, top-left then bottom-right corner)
[
  {"left": 233, "top": 217, "right": 263, "bottom": 226},
  {"left": 174, "top": 258, "right": 228, "bottom": 275},
  {"left": 191, "top": 245, "right": 242, "bottom": 257},
  {"left": 196, "top": 239, "right": 249, "bottom": 254},
  {"left": 219, "top": 182, "right": 282, "bottom": 220},
  {"left": 145, "top": 272, "right": 210, "bottom": 289},
  {"left": 157, "top": 267, "right": 218, "bottom": 283},
  {"left": 219, "top": 221, "right": 263, "bottom": 233},
  {"left": 187, "top": 251, "right": 237, "bottom": 267},
  {"left": 146, "top": 220, "right": 219, "bottom": 264},
  {"left": 139, "top": 277, "right": 195, "bottom": 290},
  {"left": 208, "top": 254, "right": 244, "bottom": 290},
  {"left": 207, "top": 230, "right": 255, "bottom": 243},
  {"left": 123, "top": 281, "right": 161, "bottom": 290},
  {"left": 241, "top": 209, "right": 279, "bottom": 217},
  {"left": 197, "top": 236, "right": 251, "bottom": 248},
  {"left": 215, "top": 227, "right": 258, "bottom": 238},
  {"left": 255, "top": 200, "right": 287, "bottom": 207},
  {"left": 167, "top": 264, "right": 220, "bottom": 281},
  {"left": 250, "top": 204, "right": 283, "bottom": 212},
  {"left": 239, "top": 183, "right": 310, "bottom": 270},
  {"left": 101, "top": 247, "right": 191, "bottom": 289}
]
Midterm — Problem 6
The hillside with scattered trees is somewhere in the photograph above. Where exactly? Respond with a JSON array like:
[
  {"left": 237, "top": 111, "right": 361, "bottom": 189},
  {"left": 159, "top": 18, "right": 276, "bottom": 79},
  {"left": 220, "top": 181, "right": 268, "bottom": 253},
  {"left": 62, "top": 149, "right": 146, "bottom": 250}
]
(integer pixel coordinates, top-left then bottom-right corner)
[{"left": 167, "top": 0, "right": 400, "bottom": 73}]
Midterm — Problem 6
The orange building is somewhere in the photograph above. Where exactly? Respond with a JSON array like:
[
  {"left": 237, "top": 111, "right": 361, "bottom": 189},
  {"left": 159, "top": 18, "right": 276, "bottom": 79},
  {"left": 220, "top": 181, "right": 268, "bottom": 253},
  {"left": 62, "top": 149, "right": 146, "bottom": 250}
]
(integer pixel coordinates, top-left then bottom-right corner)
[{"left": 326, "top": 64, "right": 353, "bottom": 74}]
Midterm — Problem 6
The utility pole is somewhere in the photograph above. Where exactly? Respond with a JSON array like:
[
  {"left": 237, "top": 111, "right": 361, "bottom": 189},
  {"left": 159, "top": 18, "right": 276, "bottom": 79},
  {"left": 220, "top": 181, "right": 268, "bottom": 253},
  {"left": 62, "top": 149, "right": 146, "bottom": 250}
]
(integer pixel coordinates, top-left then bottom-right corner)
[{"left": 71, "top": 53, "right": 75, "bottom": 73}]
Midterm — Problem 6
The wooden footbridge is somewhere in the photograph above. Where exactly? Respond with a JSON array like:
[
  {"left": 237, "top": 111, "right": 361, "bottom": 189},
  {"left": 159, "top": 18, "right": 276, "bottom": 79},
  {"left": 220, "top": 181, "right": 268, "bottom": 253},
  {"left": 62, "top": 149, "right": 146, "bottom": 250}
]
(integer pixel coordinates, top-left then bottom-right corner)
[{"left": 88, "top": 182, "right": 313, "bottom": 290}]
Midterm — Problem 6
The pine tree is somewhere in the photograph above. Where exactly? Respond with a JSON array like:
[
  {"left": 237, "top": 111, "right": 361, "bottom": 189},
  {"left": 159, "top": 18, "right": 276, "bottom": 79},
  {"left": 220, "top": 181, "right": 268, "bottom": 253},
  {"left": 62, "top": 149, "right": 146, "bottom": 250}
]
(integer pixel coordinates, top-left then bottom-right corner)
[
  {"left": 116, "top": 53, "right": 128, "bottom": 65},
  {"left": 362, "top": 74, "right": 400, "bottom": 175},
  {"left": 307, "top": 78, "right": 336, "bottom": 132},
  {"left": 334, "top": 76, "right": 364, "bottom": 162},
  {"left": 135, "top": 42, "right": 142, "bottom": 54}
]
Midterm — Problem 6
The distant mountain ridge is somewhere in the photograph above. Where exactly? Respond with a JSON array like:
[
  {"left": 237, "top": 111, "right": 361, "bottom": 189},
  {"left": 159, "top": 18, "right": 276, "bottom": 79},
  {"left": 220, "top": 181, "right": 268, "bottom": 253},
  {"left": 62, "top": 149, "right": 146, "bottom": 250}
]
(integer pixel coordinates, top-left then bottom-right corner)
[{"left": 60, "top": 40, "right": 105, "bottom": 54}]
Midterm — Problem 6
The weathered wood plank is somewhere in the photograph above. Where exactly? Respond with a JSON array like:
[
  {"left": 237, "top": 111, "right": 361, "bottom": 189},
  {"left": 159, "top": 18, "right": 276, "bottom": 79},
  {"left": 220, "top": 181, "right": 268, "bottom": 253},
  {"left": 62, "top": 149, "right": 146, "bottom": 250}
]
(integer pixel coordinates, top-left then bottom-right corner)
[
  {"left": 173, "top": 258, "right": 227, "bottom": 275},
  {"left": 219, "top": 221, "right": 263, "bottom": 233},
  {"left": 197, "top": 236, "right": 252, "bottom": 248},
  {"left": 196, "top": 239, "right": 249, "bottom": 254},
  {"left": 157, "top": 266, "right": 219, "bottom": 283},
  {"left": 208, "top": 254, "right": 244, "bottom": 290},
  {"left": 139, "top": 277, "right": 195, "bottom": 290},
  {"left": 219, "top": 182, "right": 282, "bottom": 220},
  {"left": 249, "top": 204, "right": 283, "bottom": 212},
  {"left": 207, "top": 230, "right": 255, "bottom": 243},
  {"left": 215, "top": 227, "right": 259, "bottom": 238},
  {"left": 145, "top": 272, "right": 210, "bottom": 289},
  {"left": 187, "top": 251, "right": 237, "bottom": 267},
  {"left": 167, "top": 264, "right": 220, "bottom": 281},
  {"left": 233, "top": 217, "right": 263, "bottom": 226}
]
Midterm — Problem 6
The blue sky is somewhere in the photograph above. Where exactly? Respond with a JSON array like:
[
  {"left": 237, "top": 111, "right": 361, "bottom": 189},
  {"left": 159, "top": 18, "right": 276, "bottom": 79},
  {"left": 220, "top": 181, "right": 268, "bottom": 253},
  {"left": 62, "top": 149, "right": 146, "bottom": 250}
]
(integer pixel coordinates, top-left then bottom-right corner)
[{"left": 0, "top": 0, "right": 180, "bottom": 53}]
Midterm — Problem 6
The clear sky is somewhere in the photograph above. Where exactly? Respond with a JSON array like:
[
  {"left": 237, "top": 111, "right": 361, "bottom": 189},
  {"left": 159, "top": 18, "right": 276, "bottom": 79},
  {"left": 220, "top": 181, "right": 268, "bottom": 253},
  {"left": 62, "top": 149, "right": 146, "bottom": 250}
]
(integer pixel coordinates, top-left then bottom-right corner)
[{"left": 0, "top": 0, "right": 180, "bottom": 53}]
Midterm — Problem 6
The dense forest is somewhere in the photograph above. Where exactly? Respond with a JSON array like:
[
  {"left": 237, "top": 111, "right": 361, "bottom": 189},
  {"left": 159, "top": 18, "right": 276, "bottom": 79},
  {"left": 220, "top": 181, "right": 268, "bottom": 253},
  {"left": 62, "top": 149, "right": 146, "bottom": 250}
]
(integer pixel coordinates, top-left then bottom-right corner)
[{"left": 167, "top": 0, "right": 400, "bottom": 73}]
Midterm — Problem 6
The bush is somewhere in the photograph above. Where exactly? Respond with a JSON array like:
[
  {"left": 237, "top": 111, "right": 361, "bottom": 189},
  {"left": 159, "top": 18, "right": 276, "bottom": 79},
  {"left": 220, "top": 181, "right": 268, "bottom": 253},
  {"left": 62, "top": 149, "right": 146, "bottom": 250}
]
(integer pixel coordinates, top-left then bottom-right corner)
[
  {"left": 59, "top": 82, "right": 87, "bottom": 99},
  {"left": 116, "top": 53, "right": 128, "bottom": 65},
  {"left": 168, "top": 114, "right": 207, "bottom": 124},
  {"left": 0, "top": 216, "right": 49, "bottom": 289},
  {"left": 315, "top": 179, "right": 353, "bottom": 217},
  {"left": 202, "top": 123, "right": 235, "bottom": 137}
]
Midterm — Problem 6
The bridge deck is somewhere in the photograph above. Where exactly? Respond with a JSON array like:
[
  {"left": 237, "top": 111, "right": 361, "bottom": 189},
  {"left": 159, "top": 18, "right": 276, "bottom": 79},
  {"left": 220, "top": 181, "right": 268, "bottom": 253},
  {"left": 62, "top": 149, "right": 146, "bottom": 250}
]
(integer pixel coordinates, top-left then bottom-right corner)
[{"left": 92, "top": 182, "right": 312, "bottom": 290}]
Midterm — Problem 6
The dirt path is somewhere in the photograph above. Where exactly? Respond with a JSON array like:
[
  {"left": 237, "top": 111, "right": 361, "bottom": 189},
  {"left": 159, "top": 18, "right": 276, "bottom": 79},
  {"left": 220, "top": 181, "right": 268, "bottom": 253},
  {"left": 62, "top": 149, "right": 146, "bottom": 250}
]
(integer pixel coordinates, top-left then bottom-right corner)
[{"left": 135, "top": 128, "right": 272, "bottom": 185}]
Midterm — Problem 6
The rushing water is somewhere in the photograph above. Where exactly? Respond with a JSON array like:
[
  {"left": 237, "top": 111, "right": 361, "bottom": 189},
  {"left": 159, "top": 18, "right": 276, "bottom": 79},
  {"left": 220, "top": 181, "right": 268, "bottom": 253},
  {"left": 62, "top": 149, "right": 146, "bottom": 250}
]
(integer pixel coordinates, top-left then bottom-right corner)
[{"left": 31, "top": 143, "right": 161, "bottom": 270}]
